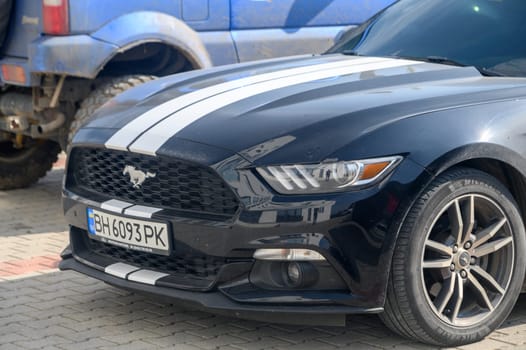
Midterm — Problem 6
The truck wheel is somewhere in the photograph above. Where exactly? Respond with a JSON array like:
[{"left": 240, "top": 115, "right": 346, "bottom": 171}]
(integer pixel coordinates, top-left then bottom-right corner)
[
  {"left": 67, "top": 75, "right": 156, "bottom": 149},
  {"left": 0, "top": 139, "right": 60, "bottom": 190}
]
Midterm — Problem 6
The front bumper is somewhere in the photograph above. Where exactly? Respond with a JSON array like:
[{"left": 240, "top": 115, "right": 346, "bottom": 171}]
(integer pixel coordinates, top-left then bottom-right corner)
[
  {"left": 60, "top": 246, "right": 381, "bottom": 326},
  {"left": 61, "top": 144, "right": 428, "bottom": 325},
  {"left": 61, "top": 188, "right": 400, "bottom": 324}
]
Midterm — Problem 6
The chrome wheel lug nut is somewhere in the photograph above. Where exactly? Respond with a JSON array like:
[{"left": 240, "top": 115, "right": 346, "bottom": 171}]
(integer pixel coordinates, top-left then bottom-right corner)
[
  {"left": 460, "top": 270, "right": 468, "bottom": 278},
  {"left": 470, "top": 257, "right": 476, "bottom": 265},
  {"left": 450, "top": 263, "right": 455, "bottom": 271},
  {"left": 452, "top": 245, "right": 458, "bottom": 253},
  {"left": 464, "top": 241, "right": 472, "bottom": 249}
]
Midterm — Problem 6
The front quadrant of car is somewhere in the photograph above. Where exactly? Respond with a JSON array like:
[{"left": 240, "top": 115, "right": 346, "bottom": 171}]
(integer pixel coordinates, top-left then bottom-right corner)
[
  {"left": 61, "top": 1, "right": 526, "bottom": 344},
  {"left": 61, "top": 54, "right": 431, "bottom": 323}
]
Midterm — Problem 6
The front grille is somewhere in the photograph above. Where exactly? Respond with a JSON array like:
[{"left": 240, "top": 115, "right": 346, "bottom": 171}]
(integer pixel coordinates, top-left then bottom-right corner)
[
  {"left": 68, "top": 148, "right": 239, "bottom": 216},
  {"left": 87, "top": 238, "right": 226, "bottom": 279}
]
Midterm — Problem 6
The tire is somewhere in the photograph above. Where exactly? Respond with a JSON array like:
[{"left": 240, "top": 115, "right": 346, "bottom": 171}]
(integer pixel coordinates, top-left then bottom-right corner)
[
  {"left": 67, "top": 75, "right": 156, "bottom": 149},
  {"left": 380, "top": 167, "right": 526, "bottom": 346},
  {"left": 0, "top": 0, "right": 13, "bottom": 49},
  {"left": 0, "top": 139, "right": 60, "bottom": 190}
]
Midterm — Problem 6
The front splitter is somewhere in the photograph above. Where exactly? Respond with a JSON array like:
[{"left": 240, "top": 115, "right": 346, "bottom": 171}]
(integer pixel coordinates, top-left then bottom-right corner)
[{"left": 59, "top": 256, "right": 383, "bottom": 327}]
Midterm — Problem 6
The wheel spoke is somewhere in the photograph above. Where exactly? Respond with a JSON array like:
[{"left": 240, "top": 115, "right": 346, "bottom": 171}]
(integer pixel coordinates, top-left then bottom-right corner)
[
  {"left": 472, "top": 218, "right": 507, "bottom": 249},
  {"left": 448, "top": 199, "right": 464, "bottom": 245},
  {"left": 451, "top": 274, "right": 464, "bottom": 323},
  {"left": 471, "top": 265, "right": 505, "bottom": 295},
  {"left": 467, "top": 272, "right": 494, "bottom": 311},
  {"left": 473, "top": 237, "right": 513, "bottom": 257},
  {"left": 462, "top": 195, "right": 475, "bottom": 244},
  {"left": 425, "top": 239, "right": 453, "bottom": 256},
  {"left": 434, "top": 273, "right": 457, "bottom": 314},
  {"left": 423, "top": 259, "right": 452, "bottom": 269},
  {"left": 421, "top": 193, "right": 515, "bottom": 327}
]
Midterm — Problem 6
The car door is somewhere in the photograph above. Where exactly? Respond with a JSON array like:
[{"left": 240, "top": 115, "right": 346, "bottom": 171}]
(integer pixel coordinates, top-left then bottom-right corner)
[{"left": 230, "top": 0, "right": 395, "bottom": 62}]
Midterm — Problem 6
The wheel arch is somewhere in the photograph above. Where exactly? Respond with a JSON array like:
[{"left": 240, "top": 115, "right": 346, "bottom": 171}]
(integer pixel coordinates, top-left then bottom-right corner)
[
  {"left": 455, "top": 158, "right": 526, "bottom": 221},
  {"left": 94, "top": 41, "right": 197, "bottom": 78},
  {"left": 380, "top": 143, "right": 526, "bottom": 307},
  {"left": 422, "top": 143, "right": 526, "bottom": 223},
  {"left": 90, "top": 11, "right": 213, "bottom": 77}
]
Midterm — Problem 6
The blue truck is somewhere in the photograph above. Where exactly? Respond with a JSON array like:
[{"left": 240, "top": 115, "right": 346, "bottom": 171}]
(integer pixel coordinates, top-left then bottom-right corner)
[{"left": 0, "top": 0, "right": 393, "bottom": 189}]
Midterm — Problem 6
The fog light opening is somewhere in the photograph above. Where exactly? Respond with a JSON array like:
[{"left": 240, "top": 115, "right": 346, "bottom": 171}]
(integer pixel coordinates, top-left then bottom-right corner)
[
  {"left": 281, "top": 261, "right": 318, "bottom": 288},
  {"left": 287, "top": 262, "right": 301, "bottom": 286}
]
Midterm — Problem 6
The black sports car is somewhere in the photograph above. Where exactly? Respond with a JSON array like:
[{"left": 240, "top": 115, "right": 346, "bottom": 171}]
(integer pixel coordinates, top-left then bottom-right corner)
[{"left": 60, "top": 0, "right": 526, "bottom": 346}]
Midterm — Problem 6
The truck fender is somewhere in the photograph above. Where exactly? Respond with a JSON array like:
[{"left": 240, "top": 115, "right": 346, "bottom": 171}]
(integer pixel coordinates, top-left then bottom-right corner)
[{"left": 91, "top": 11, "right": 213, "bottom": 72}]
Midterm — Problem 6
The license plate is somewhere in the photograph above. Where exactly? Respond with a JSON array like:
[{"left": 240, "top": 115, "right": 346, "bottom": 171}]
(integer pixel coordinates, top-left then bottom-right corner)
[{"left": 87, "top": 208, "right": 170, "bottom": 256}]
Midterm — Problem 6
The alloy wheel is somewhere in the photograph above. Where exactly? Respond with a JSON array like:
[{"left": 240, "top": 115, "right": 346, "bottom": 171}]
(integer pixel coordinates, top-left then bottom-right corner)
[{"left": 421, "top": 194, "right": 514, "bottom": 327}]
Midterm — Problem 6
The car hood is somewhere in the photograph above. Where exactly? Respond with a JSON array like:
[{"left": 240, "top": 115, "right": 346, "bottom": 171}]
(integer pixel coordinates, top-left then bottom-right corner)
[{"left": 81, "top": 54, "right": 526, "bottom": 165}]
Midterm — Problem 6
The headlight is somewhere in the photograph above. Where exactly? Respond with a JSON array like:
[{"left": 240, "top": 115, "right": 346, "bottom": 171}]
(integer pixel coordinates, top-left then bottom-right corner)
[{"left": 256, "top": 156, "right": 402, "bottom": 194}]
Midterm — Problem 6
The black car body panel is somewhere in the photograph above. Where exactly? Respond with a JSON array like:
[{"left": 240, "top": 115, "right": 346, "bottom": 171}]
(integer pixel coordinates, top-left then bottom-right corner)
[
  {"left": 78, "top": 54, "right": 526, "bottom": 170},
  {"left": 61, "top": 0, "right": 526, "bottom": 327}
]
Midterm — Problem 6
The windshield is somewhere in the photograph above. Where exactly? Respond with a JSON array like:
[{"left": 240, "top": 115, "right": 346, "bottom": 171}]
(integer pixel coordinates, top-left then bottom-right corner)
[{"left": 329, "top": 0, "right": 526, "bottom": 77}]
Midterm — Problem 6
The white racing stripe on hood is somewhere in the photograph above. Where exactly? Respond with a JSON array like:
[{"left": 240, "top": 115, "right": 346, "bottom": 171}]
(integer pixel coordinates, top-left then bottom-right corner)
[
  {"left": 104, "top": 56, "right": 386, "bottom": 151},
  {"left": 128, "top": 58, "right": 423, "bottom": 156}
]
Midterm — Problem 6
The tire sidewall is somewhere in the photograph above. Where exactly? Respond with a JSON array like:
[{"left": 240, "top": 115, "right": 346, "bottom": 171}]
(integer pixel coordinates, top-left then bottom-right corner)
[
  {"left": 403, "top": 170, "right": 526, "bottom": 343},
  {"left": 0, "top": 140, "right": 60, "bottom": 190},
  {"left": 67, "top": 75, "right": 157, "bottom": 151}
]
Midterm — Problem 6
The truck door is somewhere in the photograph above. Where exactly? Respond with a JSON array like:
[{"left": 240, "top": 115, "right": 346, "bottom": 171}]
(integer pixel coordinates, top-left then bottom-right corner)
[
  {"left": 230, "top": 0, "right": 394, "bottom": 62},
  {"left": 181, "top": 0, "right": 237, "bottom": 66}
]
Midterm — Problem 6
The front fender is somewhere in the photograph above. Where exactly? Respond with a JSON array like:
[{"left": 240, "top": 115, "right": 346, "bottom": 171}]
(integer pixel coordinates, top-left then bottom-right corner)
[
  {"left": 91, "top": 11, "right": 212, "bottom": 70},
  {"left": 328, "top": 98, "right": 526, "bottom": 308}
]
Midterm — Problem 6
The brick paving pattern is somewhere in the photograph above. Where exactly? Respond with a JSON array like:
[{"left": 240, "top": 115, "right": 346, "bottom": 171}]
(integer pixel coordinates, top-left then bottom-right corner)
[{"left": 1, "top": 160, "right": 526, "bottom": 349}]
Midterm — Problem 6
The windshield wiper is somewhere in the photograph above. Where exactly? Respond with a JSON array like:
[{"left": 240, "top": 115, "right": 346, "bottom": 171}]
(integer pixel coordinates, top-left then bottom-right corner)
[
  {"left": 423, "top": 56, "right": 467, "bottom": 67},
  {"left": 393, "top": 55, "right": 505, "bottom": 77},
  {"left": 422, "top": 57, "right": 504, "bottom": 76},
  {"left": 425, "top": 57, "right": 505, "bottom": 76},
  {"left": 345, "top": 53, "right": 506, "bottom": 77},
  {"left": 393, "top": 55, "right": 467, "bottom": 67},
  {"left": 342, "top": 50, "right": 362, "bottom": 56},
  {"left": 477, "top": 67, "right": 504, "bottom": 77}
]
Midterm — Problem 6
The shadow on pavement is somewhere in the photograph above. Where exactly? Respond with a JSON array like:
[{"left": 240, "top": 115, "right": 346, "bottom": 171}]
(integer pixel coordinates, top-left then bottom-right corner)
[
  {"left": 0, "top": 169, "right": 67, "bottom": 237},
  {"left": 1, "top": 270, "right": 525, "bottom": 349}
]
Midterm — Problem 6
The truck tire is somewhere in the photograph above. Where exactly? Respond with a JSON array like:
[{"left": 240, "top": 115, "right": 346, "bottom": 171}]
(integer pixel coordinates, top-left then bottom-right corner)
[
  {"left": 67, "top": 75, "right": 157, "bottom": 149},
  {"left": 0, "top": 0, "right": 13, "bottom": 49},
  {"left": 0, "top": 139, "right": 60, "bottom": 190}
]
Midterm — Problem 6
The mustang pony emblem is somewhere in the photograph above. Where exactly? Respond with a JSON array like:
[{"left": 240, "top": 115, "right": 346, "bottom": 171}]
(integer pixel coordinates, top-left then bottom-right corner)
[{"left": 123, "top": 165, "right": 156, "bottom": 188}]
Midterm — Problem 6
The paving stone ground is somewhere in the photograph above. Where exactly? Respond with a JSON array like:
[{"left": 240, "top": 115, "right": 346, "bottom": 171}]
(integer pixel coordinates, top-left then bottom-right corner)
[{"left": 1, "top": 162, "right": 526, "bottom": 350}]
